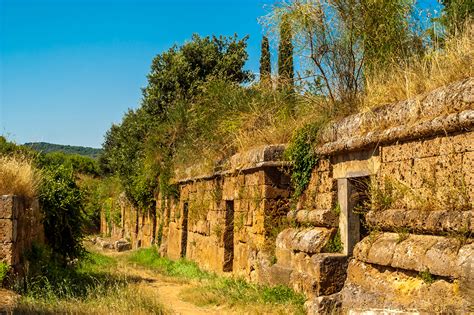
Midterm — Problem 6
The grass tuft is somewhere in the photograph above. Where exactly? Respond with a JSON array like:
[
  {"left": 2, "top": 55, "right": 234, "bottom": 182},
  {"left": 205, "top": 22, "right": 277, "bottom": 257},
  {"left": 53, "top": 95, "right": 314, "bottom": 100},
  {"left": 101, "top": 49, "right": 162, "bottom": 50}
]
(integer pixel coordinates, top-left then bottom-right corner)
[
  {"left": 128, "top": 247, "right": 213, "bottom": 280},
  {"left": 363, "top": 23, "right": 473, "bottom": 110},
  {"left": 0, "top": 155, "right": 41, "bottom": 199}
]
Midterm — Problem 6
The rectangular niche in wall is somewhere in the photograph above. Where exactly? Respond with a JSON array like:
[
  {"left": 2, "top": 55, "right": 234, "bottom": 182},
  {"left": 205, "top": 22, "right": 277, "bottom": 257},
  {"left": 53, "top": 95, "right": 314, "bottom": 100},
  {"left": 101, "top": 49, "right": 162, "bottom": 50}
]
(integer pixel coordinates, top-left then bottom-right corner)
[
  {"left": 338, "top": 176, "right": 370, "bottom": 256},
  {"left": 180, "top": 202, "right": 189, "bottom": 258},
  {"left": 223, "top": 200, "right": 234, "bottom": 272}
]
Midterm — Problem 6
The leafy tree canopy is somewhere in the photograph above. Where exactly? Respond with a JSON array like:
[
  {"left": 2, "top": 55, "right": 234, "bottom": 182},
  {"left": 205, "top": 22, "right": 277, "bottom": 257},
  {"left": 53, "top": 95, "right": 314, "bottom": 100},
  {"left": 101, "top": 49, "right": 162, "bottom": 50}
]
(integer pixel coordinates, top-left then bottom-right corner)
[{"left": 101, "top": 34, "right": 252, "bottom": 209}]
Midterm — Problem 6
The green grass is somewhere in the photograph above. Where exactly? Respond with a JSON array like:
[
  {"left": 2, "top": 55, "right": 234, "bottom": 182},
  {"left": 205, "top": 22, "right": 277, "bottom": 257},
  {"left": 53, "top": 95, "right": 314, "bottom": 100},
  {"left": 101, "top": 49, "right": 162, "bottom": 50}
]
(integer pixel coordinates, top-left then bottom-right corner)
[
  {"left": 14, "top": 250, "right": 166, "bottom": 314},
  {"left": 128, "top": 247, "right": 214, "bottom": 280},
  {"left": 127, "top": 247, "right": 306, "bottom": 314}
]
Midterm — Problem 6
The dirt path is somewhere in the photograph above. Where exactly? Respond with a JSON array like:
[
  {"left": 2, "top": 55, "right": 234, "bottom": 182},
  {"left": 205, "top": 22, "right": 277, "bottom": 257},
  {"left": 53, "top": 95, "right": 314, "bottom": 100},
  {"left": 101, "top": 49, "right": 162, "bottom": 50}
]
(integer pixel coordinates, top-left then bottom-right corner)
[{"left": 100, "top": 248, "right": 236, "bottom": 315}]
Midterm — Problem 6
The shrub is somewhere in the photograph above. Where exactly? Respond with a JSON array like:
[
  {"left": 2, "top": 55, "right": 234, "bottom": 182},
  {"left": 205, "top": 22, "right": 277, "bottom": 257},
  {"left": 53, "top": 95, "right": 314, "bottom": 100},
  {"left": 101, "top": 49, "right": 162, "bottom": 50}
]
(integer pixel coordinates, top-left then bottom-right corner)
[
  {"left": 0, "top": 262, "right": 10, "bottom": 285},
  {"left": 39, "top": 165, "right": 86, "bottom": 263}
]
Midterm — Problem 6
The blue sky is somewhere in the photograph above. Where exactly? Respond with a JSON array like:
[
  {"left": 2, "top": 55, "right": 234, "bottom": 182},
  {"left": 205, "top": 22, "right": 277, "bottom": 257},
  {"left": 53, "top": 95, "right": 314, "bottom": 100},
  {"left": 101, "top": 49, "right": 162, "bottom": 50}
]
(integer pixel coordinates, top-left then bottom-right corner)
[
  {"left": 0, "top": 0, "right": 274, "bottom": 148},
  {"left": 0, "top": 0, "right": 439, "bottom": 148}
]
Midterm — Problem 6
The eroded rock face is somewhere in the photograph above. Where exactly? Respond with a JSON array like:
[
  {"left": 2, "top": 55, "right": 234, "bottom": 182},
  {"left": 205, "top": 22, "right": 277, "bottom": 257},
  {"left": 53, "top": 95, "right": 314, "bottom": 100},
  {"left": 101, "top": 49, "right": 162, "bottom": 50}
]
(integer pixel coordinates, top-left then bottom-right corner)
[
  {"left": 276, "top": 227, "right": 333, "bottom": 255},
  {"left": 354, "top": 233, "right": 473, "bottom": 279},
  {"left": 115, "top": 239, "right": 132, "bottom": 252},
  {"left": 366, "top": 209, "right": 473, "bottom": 234},
  {"left": 341, "top": 260, "right": 472, "bottom": 313}
]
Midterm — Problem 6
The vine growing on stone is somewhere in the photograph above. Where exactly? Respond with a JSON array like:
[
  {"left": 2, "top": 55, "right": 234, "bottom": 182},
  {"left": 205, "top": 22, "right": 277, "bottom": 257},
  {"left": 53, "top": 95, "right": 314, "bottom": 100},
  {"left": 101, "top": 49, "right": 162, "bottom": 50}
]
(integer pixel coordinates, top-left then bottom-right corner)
[{"left": 284, "top": 123, "right": 321, "bottom": 199}]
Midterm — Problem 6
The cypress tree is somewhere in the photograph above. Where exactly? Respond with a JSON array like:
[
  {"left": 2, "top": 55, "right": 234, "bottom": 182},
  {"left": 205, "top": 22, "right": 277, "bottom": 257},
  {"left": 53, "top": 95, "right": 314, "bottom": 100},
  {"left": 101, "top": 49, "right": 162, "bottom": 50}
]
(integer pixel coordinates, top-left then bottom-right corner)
[
  {"left": 278, "top": 15, "right": 294, "bottom": 90},
  {"left": 259, "top": 36, "right": 271, "bottom": 85}
]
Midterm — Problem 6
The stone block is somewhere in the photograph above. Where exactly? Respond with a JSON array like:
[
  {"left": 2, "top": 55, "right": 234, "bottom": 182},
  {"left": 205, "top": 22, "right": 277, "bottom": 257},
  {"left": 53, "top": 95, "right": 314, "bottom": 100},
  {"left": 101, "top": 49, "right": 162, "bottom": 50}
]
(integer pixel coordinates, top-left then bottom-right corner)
[
  {"left": 0, "top": 196, "right": 18, "bottom": 219},
  {"left": 366, "top": 233, "right": 398, "bottom": 266},
  {"left": 379, "top": 160, "right": 413, "bottom": 184},
  {"left": 382, "top": 142, "right": 415, "bottom": 162},
  {"left": 311, "top": 254, "right": 348, "bottom": 296},
  {"left": 411, "top": 157, "right": 436, "bottom": 188},
  {"left": 268, "top": 264, "right": 292, "bottom": 286},
  {"left": 305, "top": 293, "right": 342, "bottom": 315},
  {"left": 114, "top": 239, "right": 132, "bottom": 252},
  {"left": 440, "top": 132, "right": 474, "bottom": 155},
  {"left": 392, "top": 235, "right": 437, "bottom": 271},
  {"left": 341, "top": 259, "right": 471, "bottom": 313},
  {"left": 0, "top": 242, "right": 15, "bottom": 265},
  {"left": 276, "top": 227, "right": 333, "bottom": 255},
  {"left": 289, "top": 253, "right": 347, "bottom": 297},
  {"left": 315, "top": 192, "right": 336, "bottom": 210},
  {"left": 423, "top": 237, "right": 461, "bottom": 277},
  {"left": 308, "top": 209, "right": 339, "bottom": 227},
  {"left": 366, "top": 209, "right": 472, "bottom": 234},
  {"left": 318, "top": 171, "right": 336, "bottom": 193},
  {"left": 413, "top": 137, "right": 441, "bottom": 158},
  {"left": 0, "top": 219, "right": 15, "bottom": 243}
]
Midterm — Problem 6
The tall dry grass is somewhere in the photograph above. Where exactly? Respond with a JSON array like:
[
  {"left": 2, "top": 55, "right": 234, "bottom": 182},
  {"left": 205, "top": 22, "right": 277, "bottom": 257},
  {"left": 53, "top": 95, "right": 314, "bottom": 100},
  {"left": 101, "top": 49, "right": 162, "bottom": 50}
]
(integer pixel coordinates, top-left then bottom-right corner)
[
  {"left": 363, "top": 22, "right": 473, "bottom": 110},
  {"left": 0, "top": 155, "right": 41, "bottom": 199}
]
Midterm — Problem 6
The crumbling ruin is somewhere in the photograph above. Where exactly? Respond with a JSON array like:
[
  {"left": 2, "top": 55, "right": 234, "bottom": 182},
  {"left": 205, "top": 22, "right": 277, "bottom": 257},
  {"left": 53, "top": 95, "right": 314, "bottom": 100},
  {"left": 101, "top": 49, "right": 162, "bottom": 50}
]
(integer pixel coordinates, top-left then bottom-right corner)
[
  {"left": 102, "top": 78, "right": 473, "bottom": 313},
  {"left": 0, "top": 195, "right": 44, "bottom": 274}
]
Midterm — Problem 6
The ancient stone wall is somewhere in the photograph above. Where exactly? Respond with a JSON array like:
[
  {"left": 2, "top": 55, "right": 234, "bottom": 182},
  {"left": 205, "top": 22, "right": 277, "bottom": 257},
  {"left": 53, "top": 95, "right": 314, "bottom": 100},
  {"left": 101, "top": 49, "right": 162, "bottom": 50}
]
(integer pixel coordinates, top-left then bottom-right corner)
[
  {"left": 290, "top": 78, "right": 473, "bottom": 313},
  {"left": 100, "top": 78, "right": 473, "bottom": 313},
  {"left": 0, "top": 195, "right": 44, "bottom": 272},
  {"left": 100, "top": 193, "right": 156, "bottom": 249},
  {"left": 160, "top": 145, "right": 292, "bottom": 279}
]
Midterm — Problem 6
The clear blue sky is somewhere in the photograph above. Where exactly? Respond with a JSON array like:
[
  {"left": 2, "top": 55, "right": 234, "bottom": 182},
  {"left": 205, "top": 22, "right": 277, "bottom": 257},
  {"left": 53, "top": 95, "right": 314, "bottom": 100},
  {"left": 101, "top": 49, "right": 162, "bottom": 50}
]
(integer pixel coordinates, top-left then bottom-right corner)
[
  {"left": 0, "top": 0, "right": 274, "bottom": 148},
  {"left": 0, "top": 0, "right": 439, "bottom": 148}
]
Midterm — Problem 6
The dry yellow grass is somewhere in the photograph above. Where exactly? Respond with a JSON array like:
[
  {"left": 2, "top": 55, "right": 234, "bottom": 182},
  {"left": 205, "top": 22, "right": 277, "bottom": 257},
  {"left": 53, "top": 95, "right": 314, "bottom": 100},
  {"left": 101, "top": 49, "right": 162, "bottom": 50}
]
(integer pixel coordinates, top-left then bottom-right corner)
[
  {"left": 363, "top": 22, "right": 473, "bottom": 110},
  {"left": 0, "top": 155, "right": 41, "bottom": 199}
]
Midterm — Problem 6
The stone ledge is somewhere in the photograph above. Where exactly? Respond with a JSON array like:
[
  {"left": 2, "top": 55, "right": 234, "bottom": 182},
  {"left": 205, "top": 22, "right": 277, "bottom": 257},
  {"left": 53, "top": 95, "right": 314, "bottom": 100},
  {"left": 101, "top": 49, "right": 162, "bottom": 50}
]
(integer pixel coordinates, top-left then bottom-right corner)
[
  {"left": 276, "top": 227, "right": 333, "bottom": 255},
  {"left": 287, "top": 209, "right": 339, "bottom": 227},
  {"left": 341, "top": 260, "right": 472, "bottom": 313},
  {"left": 315, "top": 78, "right": 473, "bottom": 156},
  {"left": 354, "top": 232, "right": 473, "bottom": 279},
  {"left": 175, "top": 144, "right": 288, "bottom": 183},
  {"left": 366, "top": 209, "right": 473, "bottom": 234}
]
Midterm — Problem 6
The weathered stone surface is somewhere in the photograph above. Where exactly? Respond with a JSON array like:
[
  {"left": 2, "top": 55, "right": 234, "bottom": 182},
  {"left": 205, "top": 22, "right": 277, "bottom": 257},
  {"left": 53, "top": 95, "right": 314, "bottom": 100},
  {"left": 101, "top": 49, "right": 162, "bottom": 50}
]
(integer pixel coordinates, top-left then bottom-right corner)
[
  {"left": 393, "top": 235, "right": 444, "bottom": 272},
  {"left": 0, "top": 219, "right": 15, "bottom": 243},
  {"left": 0, "top": 196, "right": 16, "bottom": 219},
  {"left": 341, "top": 259, "right": 472, "bottom": 313},
  {"left": 96, "top": 237, "right": 114, "bottom": 250},
  {"left": 276, "top": 228, "right": 332, "bottom": 254},
  {"left": 315, "top": 78, "right": 473, "bottom": 156},
  {"left": 366, "top": 209, "right": 473, "bottom": 234},
  {"left": 355, "top": 233, "right": 473, "bottom": 279},
  {"left": 287, "top": 209, "right": 338, "bottom": 227},
  {"left": 114, "top": 239, "right": 132, "bottom": 252},
  {"left": 0, "top": 196, "right": 43, "bottom": 273},
  {"left": 305, "top": 292, "right": 342, "bottom": 315},
  {"left": 267, "top": 263, "right": 292, "bottom": 286},
  {"left": 366, "top": 233, "right": 398, "bottom": 266}
]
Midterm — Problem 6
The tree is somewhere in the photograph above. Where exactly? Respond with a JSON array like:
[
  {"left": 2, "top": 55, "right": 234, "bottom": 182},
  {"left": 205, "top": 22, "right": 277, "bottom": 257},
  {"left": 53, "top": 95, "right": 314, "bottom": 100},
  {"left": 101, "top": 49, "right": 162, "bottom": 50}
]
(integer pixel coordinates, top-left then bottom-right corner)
[
  {"left": 259, "top": 36, "right": 272, "bottom": 85},
  {"left": 278, "top": 14, "right": 294, "bottom": 91},
  {"left": 440, "top": 0, "right": 473, "bottom": 35},
  {"left": 142, "top": 34, "right": 252, "bottom": 118},
  {"left": 101, "top": 34, "right": 252, "bottom": 208},
  {"left": 40, "top": 165, "right": 85, "bottom": 263}
]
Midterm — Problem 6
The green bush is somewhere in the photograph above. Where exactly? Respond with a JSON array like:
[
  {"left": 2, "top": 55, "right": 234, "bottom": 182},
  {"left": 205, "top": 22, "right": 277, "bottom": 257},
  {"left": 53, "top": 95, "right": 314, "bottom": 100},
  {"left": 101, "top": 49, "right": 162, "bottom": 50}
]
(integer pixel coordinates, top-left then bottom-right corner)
[
  {"left": 0, "top": 262, "right": 10, "bottom": 285},
  {"left": 39, "top": 165, "right": 86, "bottom": 263}
]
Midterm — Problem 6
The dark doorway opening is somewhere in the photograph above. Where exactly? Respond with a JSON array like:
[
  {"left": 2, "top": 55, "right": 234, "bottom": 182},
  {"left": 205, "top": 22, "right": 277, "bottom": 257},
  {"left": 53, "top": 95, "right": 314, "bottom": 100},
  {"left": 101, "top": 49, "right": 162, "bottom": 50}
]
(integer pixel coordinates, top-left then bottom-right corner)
[
  {"left": 181, "top": 202, "right": 189, "bottom": 258},
  {"left": 348, "top": 176, "right": 371, "bottom": 244},
  {"left": 223, "top": 200, "right": 234, "bottom": 272}
]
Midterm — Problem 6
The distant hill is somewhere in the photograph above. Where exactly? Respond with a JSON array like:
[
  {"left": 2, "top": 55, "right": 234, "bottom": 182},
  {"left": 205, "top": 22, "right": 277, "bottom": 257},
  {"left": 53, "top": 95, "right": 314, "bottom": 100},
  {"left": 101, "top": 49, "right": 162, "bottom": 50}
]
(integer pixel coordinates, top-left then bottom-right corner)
[{"left": 24, "top": 142, "right": 103, "bottom": 159}]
